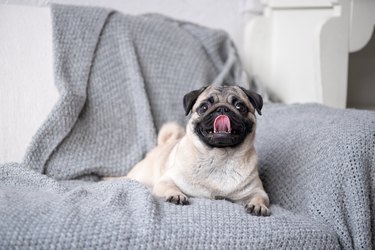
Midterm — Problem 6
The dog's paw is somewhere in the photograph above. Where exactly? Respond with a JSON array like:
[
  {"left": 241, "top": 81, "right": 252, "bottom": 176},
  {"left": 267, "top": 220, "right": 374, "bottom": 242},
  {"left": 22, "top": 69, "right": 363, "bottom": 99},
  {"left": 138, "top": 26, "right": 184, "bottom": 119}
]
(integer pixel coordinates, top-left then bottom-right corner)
[
  {"left": 245, "top": 202, "right": 270, "bottom": 216},
  {"left": 166, "top": 194, "right": 189, "bottom": 205}
]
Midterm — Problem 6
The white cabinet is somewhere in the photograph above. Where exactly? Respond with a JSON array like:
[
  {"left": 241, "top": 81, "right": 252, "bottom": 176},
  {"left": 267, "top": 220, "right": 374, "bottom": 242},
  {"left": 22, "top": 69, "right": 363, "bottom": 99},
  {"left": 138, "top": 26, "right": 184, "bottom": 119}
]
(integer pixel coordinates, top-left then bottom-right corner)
[{"left": 245, "top": 0, "right": 375, "bottom": 109}]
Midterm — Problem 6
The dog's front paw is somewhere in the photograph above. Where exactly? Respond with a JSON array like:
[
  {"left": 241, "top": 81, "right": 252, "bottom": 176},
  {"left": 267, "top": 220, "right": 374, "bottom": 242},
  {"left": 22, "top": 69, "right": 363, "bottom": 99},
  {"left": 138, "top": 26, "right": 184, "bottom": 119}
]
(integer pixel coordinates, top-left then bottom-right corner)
[
  {"left": 245, "top": 201, "right": 270, "bottom": 216},
  {"left": 166, "top": 193, "right": 189, "bottom": 205}
]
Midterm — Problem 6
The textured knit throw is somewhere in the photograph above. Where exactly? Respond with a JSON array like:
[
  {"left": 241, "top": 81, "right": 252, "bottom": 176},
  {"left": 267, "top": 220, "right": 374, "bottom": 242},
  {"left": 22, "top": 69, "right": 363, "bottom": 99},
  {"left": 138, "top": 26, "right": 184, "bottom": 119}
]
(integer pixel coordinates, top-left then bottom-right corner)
[{"left": 1, "top": 4, "right": 374, "bottom": 249}]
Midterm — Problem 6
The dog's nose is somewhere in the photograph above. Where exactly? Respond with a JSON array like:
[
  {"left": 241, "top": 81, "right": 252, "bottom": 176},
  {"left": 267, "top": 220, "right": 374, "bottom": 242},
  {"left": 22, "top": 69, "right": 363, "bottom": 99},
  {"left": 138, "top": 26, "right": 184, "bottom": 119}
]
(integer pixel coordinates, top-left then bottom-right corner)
[{"left": 216, "top": 106, "right": 229, "bottom": 114}]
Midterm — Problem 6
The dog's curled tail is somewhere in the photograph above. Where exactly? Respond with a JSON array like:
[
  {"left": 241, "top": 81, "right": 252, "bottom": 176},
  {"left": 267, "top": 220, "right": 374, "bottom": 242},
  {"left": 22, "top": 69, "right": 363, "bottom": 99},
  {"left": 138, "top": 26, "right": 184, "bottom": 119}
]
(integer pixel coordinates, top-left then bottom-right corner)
[{"left": 157, "top": 122, "right": 185, "bottom": 146}]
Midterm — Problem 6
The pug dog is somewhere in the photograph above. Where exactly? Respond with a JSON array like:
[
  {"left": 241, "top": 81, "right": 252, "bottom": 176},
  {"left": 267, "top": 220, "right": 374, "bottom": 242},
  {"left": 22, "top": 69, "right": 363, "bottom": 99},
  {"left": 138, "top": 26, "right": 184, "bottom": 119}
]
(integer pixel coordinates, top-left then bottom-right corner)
[{"left": 116, "top": 85, "right": 270, "bottom": 216}]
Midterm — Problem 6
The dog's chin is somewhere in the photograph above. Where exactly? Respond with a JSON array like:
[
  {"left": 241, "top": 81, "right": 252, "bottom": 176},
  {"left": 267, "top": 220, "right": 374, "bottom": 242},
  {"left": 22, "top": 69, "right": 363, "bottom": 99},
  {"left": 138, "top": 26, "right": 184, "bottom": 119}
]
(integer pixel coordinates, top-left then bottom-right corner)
[
  {"left": 197, "top": 130, "right": 245, "bottom": 148},
  {"left": 193, "top": 113, "right": 253, "bottom": 148}
]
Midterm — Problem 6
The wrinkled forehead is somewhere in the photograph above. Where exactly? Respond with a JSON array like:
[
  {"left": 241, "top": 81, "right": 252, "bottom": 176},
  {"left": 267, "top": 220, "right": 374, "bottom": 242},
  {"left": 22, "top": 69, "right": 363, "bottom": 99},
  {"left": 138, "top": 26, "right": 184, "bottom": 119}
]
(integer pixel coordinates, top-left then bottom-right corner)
[{"left": 197, "top": 86, "right": 248, "bottom": 103}]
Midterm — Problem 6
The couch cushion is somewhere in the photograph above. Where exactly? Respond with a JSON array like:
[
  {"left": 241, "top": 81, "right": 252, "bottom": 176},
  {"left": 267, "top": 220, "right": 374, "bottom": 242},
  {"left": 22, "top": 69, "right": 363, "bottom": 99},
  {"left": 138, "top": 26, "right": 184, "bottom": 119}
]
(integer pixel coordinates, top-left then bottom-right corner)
[{"left": 0, "top": 169, "right": 340, "bottom": 249}]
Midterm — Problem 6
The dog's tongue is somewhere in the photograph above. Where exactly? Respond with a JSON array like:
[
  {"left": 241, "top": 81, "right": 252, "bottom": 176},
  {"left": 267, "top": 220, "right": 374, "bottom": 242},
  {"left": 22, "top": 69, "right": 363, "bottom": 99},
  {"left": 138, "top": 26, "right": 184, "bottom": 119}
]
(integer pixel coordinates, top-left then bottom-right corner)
[{"left": 214, "top": 115, "right": 231, "bottom": 133}]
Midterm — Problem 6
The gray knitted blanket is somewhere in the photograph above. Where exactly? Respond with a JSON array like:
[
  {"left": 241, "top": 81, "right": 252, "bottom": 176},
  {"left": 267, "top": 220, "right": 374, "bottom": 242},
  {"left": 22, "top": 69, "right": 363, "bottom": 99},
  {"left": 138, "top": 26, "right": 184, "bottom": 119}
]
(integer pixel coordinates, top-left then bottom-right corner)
[{"left": 1, "top": 4, "right": 374, "bottom": 249}]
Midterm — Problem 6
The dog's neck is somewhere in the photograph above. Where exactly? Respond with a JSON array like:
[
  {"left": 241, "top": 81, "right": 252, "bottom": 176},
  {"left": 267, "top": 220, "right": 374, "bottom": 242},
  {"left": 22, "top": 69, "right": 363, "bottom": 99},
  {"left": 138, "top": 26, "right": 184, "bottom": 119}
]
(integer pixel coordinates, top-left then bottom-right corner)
[{"left": 184, "top": 132, "right": 256, "bottom": 159}]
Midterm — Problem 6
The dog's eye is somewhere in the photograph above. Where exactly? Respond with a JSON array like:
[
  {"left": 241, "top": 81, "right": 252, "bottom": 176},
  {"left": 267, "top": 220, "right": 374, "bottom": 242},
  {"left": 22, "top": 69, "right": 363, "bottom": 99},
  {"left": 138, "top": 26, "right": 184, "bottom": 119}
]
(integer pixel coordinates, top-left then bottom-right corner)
[
  {"left": 197, "top": 103, "right": 210, "bottom": 115},
  {"left": 235, "top": 102, "right": 248, "bottom": 113}
]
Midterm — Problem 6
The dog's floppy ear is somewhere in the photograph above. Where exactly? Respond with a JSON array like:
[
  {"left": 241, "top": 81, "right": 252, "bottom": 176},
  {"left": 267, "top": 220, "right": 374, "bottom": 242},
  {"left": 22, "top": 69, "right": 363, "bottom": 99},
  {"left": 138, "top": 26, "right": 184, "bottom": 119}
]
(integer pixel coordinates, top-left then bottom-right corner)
[
  {"left": 183, "top": 86, "right": 207, "bottom": 116},
  {"left": 239, "top": 87, "right": 263, "bottom": 115}
]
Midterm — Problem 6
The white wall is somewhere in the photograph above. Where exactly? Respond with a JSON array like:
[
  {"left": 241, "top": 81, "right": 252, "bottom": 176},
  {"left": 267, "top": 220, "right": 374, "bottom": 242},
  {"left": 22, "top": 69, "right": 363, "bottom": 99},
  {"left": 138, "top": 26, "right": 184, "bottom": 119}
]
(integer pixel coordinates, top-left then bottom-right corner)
[
  {"left": 0, "top": 4, "right": 57, "bottom": 163},
  {"left": 1, "top": 0, "right": 263, "bottom": 61}
]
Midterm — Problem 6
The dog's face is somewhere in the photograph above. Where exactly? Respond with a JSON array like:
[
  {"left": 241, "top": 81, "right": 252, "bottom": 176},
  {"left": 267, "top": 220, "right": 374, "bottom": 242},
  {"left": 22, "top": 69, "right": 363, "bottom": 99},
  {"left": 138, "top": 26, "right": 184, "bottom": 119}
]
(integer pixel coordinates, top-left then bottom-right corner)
[{"left": 183, "top": 85, "right": 263, "bottom": 148}]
